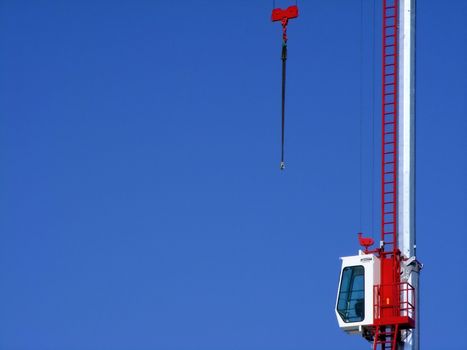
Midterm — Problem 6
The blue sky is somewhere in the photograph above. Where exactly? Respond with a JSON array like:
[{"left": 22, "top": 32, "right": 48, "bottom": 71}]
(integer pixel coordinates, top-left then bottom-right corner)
[{"left": 1, "top": 1, "right": 466, "bottom": 349}]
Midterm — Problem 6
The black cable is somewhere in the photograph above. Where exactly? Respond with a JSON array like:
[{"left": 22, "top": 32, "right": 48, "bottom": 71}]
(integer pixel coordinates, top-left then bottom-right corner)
[{"left": 281, "top": 42, "right": 287, "bottom": 170}]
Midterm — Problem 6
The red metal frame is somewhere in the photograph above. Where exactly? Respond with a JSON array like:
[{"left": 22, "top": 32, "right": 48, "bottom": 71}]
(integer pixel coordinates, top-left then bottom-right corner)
[{"left": 373, "top": 282, "right": 415, "bottom": 328}]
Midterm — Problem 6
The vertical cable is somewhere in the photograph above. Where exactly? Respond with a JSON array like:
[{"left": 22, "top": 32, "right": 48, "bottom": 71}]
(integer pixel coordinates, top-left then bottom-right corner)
[
  {"left": 359, "top": 0, "right": 364, "bottom": 231},
  {"left": 371, "top": 0, "right": 376, "bottom": 238},
  {"left": 281, "top": 42, "right": 287, "bottom": 170}
]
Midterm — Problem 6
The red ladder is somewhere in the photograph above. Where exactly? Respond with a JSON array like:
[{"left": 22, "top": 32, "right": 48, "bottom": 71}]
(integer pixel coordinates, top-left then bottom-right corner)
[
  {"left": 381, "top": 0, "right": 399, "bottom": 257},
  {"left": 373, "top": 325, "right": 399, "bottom": 350},
  {"left": 375, "top": 1, "right": 401, "bottom": 349}
]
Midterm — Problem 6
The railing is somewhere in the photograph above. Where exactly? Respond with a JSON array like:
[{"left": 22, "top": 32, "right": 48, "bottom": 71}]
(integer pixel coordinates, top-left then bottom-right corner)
[{"left": 373, "top": 282, "right": 415, "bottom": 322}]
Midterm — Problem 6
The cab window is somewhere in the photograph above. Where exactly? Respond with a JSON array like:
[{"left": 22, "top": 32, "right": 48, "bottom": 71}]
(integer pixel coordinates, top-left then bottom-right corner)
[{"left": 337, "top": 265, "right": 365, "bottom": 323}]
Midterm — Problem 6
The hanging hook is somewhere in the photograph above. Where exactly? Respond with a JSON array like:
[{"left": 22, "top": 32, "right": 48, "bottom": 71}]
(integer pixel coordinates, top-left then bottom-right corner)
[{"left": 271, "top": 4, "right": 299, "bottom": 171}]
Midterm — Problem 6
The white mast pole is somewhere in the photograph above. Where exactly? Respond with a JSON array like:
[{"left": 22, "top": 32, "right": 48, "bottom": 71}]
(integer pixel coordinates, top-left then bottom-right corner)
[{"left": 398, "top": 1, "right": 420, "bottom": 350}]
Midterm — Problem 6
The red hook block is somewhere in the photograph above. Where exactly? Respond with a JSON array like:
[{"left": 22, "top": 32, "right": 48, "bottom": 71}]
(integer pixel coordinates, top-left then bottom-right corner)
[{"left": 271, "top": 5, "right": 299, "bottom": 22}]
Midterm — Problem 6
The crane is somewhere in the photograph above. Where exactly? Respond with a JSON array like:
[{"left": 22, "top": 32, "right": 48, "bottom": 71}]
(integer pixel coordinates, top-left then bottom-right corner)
[
  {"left": 334, "top": 1, "right": 422, "bottom": 349},
  {"left": 271, "top": 1, "right": 422, "bottom": 349}
]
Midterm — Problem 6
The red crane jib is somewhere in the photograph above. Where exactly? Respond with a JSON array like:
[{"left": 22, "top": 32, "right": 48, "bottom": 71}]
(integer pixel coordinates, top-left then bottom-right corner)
[{"left": 271, "top": 5, "right": 299, "bottom": 22}]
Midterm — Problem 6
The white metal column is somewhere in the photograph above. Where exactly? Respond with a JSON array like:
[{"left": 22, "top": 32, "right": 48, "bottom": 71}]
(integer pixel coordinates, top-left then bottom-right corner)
[{"left": 397, "top": 1, "right": 419, "bottom": 350}]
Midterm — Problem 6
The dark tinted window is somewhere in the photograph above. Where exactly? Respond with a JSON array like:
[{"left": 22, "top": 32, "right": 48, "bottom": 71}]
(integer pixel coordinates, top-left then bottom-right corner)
[{"left": 337, "top": 265, "right": 365, "bottom": 323}]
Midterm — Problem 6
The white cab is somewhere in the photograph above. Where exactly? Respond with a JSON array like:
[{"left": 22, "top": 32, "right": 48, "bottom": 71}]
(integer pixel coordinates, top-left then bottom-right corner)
[{"left": 335, "top": 252, "right": 380, "bottom": 334}]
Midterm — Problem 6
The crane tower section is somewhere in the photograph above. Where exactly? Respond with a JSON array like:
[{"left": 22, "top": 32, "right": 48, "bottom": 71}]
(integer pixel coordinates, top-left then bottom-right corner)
[{"left": 335, "top": 1, "right": 421, "bottom": 350}]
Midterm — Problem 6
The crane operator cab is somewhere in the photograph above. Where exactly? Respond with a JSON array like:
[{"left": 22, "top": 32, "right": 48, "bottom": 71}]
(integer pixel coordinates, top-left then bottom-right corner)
[{"left": 335, "top": 252, "right": 380, "bottom": 335}]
